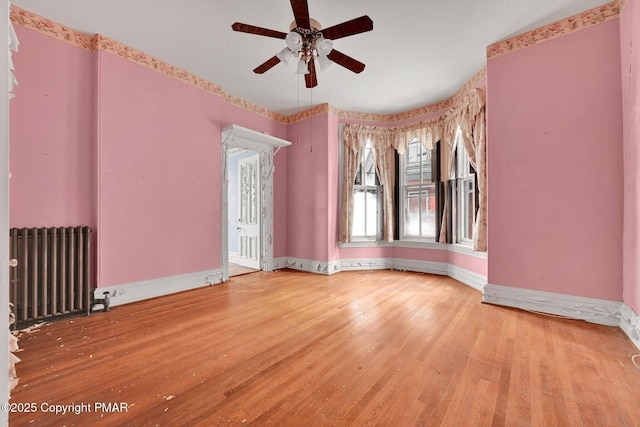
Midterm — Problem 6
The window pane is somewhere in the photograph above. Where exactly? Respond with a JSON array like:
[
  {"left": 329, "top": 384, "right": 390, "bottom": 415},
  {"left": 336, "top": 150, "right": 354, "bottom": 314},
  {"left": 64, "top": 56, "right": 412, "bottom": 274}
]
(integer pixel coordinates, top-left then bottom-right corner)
[
  {"left": 404, "top": 189, "right": 420, "bottom": 237},
  {"left": 419, "top": 143, "right": 431, "bottom": 184},
  {"left": 405, "top": 140, "right": 421, "bottom": 185},
  {"left": 464, "top": 180, "right": 474, "bottom": 240},
  {"left": 365, "top": 189, "right": 378, "bottom": 236},
  {"left": 403, "top": 184, "right": 436, "bottom": 239},
  {"left": 363, "top": 146, "right": 375, "bottom": 186},
  {"left": 421, "top": 185, "right": 437, "bottom": 239},
  {"left": 405, "top": 139, "right": 432, "bottom": 186},
  {"left": 352, "top": 187, "right": 379, "bottom": 239},
  {"left": 352, "top": 189, "right": 366, "bottom": 236},
  {"left": 421, "top": 150, "right": 432, "bottom": 184}
]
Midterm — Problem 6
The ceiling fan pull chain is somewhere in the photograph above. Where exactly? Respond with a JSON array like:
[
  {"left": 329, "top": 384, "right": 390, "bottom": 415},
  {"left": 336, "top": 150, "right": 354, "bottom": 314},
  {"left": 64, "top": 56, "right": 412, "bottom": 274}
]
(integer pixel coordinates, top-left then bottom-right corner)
[
  {"left": 297, "top": 73, "right": 301, "bottom": 144},
  {"left": 310, "top": 87, "right": 313, "bottom": 153}
]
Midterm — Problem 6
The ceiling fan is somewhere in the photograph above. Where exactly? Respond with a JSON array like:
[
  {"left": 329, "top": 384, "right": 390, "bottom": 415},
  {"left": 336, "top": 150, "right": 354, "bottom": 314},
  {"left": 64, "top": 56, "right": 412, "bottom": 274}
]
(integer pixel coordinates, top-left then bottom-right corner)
[{"left": 231, "top": 0, "right": 373, "bottom": 88}]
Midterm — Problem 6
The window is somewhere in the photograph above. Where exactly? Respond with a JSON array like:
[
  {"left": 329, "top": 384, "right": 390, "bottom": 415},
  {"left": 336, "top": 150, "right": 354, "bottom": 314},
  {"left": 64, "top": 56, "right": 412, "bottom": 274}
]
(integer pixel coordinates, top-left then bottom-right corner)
[
  {"left": 400, "top": 138, "right": 436, "bottom": 240},
  {"left": 352, "top": 140, "right": 383, "bottom": 241},
  {"left": 453, "top": 128, "right": 476, "bottom": 245}
]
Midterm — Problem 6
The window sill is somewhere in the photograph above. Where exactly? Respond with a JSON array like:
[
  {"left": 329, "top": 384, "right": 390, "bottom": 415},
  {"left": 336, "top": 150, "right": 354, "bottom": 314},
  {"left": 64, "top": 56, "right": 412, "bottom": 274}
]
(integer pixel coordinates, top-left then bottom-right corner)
[
  {"left": 339, "top": 240, "right": 487, "bottom": 259},
  {"left": 393, "top": 240, "right": 444, "bottom": 250},
  {"left": 339, "top": 240, "right": 394, "bottom": 248},
  {"left": 449, "top": 243, "right": 487, "bottom": 259}
]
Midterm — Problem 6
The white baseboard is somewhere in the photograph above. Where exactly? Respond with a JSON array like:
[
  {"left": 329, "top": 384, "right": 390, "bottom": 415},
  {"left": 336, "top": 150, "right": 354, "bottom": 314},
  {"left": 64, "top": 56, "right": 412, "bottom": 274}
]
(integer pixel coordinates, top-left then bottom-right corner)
[
  {"left": 228, "top": 252, "right": 240, "bottom": 264},
  {"left": 272, "top": 257, "right": 341, "bottom": 275},
  {"left": 619, "top": 304, "right": 640, "bottom": 350},
  {"left": 483, "top": 283, "right": 622, "bottom": 326},
  {"left": 340, "top": 258, "right": 393, "bottom": 271},
  {"left": 483, "top": 284, "right": 640, "bottom": 351},
  {"left": 448, "top": 264, "right": 486, "bottom": 292},
  {"left": 91, "top": 269, "right": 224, "bottom": 309},
  {"left": 274, "top": 256, "right": 485, "bottom": 292},
  {"left": 393, "top": 258, "right": 448, "bottom": 276}
]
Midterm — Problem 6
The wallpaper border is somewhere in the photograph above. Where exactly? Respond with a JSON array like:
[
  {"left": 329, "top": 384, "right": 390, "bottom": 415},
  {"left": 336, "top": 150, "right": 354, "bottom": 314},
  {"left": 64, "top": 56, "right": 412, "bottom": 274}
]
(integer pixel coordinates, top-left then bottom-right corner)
[
  {"left": 93, "top": 34, "right": 223, "bottom": 96},
  {"left": 11, "top": 3, "right": 619, "bottom": 125},
  {"left": 487, "top": 0, "right": 621, "bottom": 59}
]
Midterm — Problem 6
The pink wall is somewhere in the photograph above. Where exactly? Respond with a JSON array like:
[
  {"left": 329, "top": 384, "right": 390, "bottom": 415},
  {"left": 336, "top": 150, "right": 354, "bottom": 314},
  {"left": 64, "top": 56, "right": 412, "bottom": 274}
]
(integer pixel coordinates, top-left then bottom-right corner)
[
  {"left": 340, "top": 245, "right": 394, "bottom": 260},
  {"left": 286, "top": 113, "right": 330, "bottom": 262},
  {"left": 10, "top": 21, "right": 293, "bottom": 290},
  {"left": 448, "top": 251, "right": 487, "bottom": 276},
  {"left": 220, "top": 103, "right": 289, "bottom": 258},
  {"left": 620, "top": 0, "right": 640, "bottom": 313},
  {"left": 327, "top": 113, "right": 340, "bottom": 262},
  {"left": 487, "top": 20, "right": 623, "bottom": 300},
  {"left": 96, "top": 51, "right": 221, "bottom": 287},
  {"left": 10, "top": 27, "right": 96, "bottom": 229}
]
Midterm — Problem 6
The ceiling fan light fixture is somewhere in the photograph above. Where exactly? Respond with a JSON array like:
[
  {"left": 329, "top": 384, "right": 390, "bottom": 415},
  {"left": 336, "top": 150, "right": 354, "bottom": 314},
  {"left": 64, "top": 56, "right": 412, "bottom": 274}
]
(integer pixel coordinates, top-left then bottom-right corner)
[
  {"left": 285, "top": 31, "right": 303, "bottom": 52},
  {"left": 317, "top": 54, "right": 333, "bottom": 71},
  {"left": 276, "top": 47, "right": 292, "bottom": 64},
  {"left": 316, "top": 36, "right": 333, "bottom": 57},
  {"left": 296, "top": 58, "right": 309, "bottom": 74}
]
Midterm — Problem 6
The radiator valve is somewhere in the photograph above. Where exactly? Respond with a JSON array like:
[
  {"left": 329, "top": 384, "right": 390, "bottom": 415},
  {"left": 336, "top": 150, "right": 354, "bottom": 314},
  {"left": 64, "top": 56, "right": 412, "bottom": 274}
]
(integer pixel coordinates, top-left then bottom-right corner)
[{"left": 92, "top": 292, "right": 111, "bottom": 313}]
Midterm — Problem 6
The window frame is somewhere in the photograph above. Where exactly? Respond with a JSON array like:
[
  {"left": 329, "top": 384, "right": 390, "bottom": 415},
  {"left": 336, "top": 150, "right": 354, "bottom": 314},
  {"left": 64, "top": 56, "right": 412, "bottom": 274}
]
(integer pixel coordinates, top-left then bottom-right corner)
[
  {"left": 350, "top": 139, "right": 383, "bottom": 242},
  {"left": 399, "top": 138, "right": 437, "bottom": 241},
  {"left": 452, "top": 127, "right": 476, "bottom": 246}
]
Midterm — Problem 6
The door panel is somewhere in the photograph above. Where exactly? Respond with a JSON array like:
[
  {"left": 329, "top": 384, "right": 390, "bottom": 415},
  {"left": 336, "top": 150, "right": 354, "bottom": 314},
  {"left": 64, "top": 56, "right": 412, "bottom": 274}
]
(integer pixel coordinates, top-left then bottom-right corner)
[{"left": 237, "top": 154, "right": 260, "bottom": 269}]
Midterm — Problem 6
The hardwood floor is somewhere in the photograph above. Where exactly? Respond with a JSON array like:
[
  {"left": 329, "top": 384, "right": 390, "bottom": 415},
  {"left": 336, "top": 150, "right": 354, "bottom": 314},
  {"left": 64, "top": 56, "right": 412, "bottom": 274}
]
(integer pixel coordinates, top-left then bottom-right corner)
[
  {"left": 9, "top": 270, "right": 640, "bottom": 426},
  {"left": 228, "top": 262, "right": 259, "bottom": 277}
]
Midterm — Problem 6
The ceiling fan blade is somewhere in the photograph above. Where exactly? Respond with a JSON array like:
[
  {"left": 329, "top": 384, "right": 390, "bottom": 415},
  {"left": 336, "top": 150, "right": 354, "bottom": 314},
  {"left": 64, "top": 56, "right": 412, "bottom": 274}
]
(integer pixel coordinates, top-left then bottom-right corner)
[
  {"left": 327, "top": 49, "right": 366, "bottom": 74},
  {"left": 321, "top": 15, "right": 373, "bottom": 40},
  {"left": 290, "top": 0, "right": 311, "bottom": 29},
  {"left": 253, "top": 56, "right": 281, "bottom": 74},
  {"left": 305, "top": 59, "right": 318, "bottom": 88},
  {"left": 232, "top": 22, "right": 287, "bottom": 39}
]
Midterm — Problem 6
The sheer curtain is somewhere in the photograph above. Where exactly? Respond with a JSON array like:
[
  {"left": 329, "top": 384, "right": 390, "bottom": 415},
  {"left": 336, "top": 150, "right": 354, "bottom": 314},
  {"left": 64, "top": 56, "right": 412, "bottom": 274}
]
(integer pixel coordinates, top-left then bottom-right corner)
[
  {"left": 340, "top": 124, "right": 366, "bottom": 243},
  {"left": 438, "top": 116, "right": 460, "bottom": 244},
  {"left": 370, "top": 132, "right": 395, "bottom": 241},
  {"left": 438, "top": 88, "right": 487, "bottom": 251},
  {"left": 460, "top": 88, "right": 487, "bottom": 251}
]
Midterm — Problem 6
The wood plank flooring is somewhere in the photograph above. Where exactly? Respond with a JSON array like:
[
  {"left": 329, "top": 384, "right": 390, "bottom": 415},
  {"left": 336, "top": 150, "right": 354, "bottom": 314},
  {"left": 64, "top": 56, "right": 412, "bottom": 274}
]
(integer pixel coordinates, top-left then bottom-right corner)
[
  {"left": 9, "top": 270, "right": 640, "bottom": 426},
  {"left": 228, "top": 262, "right": 259, "bottom": 277}
]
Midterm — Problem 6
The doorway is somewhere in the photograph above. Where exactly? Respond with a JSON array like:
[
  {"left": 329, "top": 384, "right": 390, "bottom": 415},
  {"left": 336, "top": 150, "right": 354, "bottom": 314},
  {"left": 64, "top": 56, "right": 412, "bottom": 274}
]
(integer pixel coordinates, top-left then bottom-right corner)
[
  {"left": 227, "top": 149, "right": 260, "bottom": 276},
  {"left": 220, "top": 125, "right": 291, "bottom": 281}
]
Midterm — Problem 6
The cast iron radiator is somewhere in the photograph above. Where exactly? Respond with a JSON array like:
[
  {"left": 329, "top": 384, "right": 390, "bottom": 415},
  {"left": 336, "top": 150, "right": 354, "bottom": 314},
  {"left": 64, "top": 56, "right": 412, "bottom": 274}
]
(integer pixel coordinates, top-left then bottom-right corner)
[{"left": 9, "top": 226, "right": 92, "bottom": 328}]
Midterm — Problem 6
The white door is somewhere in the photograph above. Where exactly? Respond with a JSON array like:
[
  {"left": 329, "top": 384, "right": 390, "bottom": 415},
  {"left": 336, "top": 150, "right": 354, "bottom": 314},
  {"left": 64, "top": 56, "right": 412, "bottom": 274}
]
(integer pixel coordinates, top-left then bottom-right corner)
[{"left": 237, "top": 154, "right": 261, "bottom": 269}]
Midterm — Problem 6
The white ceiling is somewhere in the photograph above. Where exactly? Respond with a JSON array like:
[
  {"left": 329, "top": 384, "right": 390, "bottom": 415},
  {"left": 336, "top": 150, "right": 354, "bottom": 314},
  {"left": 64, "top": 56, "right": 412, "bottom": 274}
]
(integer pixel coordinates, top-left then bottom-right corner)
[{"left": 13, "top": 0, "right": 612, "bottom": 116}]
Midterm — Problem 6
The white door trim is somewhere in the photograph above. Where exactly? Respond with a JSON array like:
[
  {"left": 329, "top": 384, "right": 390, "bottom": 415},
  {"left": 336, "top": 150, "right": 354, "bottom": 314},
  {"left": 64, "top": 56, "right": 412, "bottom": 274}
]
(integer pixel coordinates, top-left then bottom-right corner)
[{"left": 220, "top": 125, "right": 291, "bottom": 281}]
